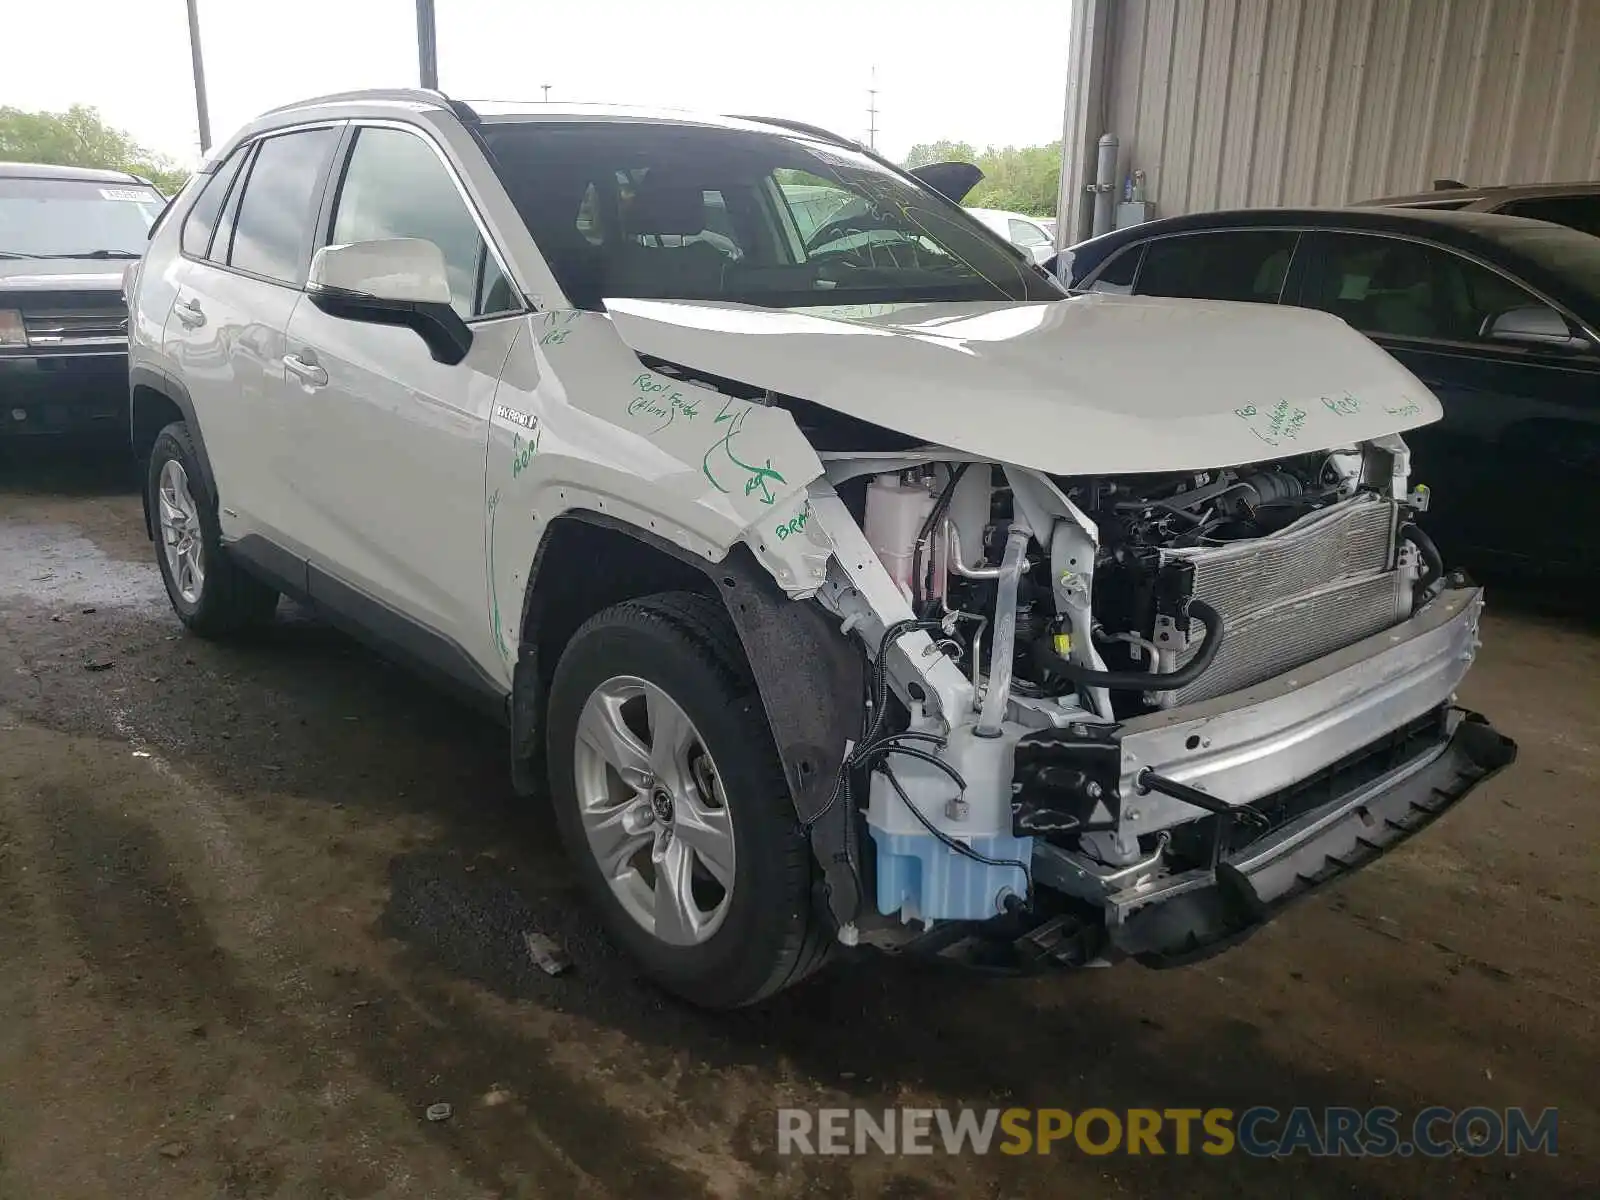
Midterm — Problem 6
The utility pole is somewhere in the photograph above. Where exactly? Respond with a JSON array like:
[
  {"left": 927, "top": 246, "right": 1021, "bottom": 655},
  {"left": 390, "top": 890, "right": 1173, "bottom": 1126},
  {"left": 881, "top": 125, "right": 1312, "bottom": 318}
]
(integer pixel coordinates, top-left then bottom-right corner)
[
  {"left": 185, "top": 0, "right": 212, "bottom": 153},
  {"left": 866, "top": 65, "right": 878, "bottom": 150},
  {"left": 542, "top": 84, "right": 551, "bottom": 103},
  {"left": 416, "top": 0, "right": 439, "bottom": 90}
]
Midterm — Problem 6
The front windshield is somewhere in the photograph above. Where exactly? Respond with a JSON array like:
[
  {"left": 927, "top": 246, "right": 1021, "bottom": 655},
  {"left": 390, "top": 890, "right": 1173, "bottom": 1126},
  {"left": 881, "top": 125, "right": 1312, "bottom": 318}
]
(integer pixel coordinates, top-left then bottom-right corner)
[
  {"left": 482, "top": 121, "right": 1063, "bottom": 309},
  {"left": 0, "top": 177, "right": 164, "bottom": 258}
]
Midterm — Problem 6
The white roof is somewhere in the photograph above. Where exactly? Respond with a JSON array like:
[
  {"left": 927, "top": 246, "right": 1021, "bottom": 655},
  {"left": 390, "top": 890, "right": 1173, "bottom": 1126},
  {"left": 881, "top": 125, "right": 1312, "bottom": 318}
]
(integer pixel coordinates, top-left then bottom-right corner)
[
  {"left": 254, "top": 88, "right": 840, "bottom": 139},
  {"left": 469, "top": 100, "right": 792, "bottom": 134}
]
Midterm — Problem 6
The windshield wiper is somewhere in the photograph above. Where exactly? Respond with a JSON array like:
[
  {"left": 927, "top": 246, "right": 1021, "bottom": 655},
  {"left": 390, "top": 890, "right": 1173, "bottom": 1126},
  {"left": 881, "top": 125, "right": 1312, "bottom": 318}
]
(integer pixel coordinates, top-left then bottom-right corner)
[
  {"left": 0, "top": 250, "right": 33, "bottom": 259},
  {"left": 33, "top": 250, "right": 143, "bottom": 260}
]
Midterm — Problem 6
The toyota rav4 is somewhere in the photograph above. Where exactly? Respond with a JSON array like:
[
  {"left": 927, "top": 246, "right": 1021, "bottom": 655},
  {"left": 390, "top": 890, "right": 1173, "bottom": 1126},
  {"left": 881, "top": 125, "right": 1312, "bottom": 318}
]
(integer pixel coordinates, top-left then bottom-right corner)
[{"left": 126, "top": 90, "right": 1515, "bottom": 1008}]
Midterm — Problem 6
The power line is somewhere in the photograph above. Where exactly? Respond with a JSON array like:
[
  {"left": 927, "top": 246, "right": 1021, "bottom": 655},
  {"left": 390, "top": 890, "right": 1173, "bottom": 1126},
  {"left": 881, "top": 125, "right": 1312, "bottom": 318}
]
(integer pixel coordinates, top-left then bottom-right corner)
[{"left": 867, "top": 65, "right": 878, "bottom": 150}]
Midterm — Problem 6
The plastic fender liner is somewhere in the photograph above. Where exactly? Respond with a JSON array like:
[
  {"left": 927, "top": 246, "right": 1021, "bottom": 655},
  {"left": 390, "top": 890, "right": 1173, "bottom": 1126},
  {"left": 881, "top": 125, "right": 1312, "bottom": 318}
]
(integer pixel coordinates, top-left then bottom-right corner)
[
  {"left": 712, "top": 547, "right": 867, "bottom": 927},
  {"left": 512, "top": 513, "right": 865, "bottom": 924}
]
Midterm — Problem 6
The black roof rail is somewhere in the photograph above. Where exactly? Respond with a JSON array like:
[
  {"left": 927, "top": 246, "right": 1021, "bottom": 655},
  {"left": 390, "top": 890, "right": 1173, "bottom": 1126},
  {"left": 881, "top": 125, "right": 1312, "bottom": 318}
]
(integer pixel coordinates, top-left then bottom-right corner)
[
  {"left": 724, "top": 113, "right": 920, "bottom": 182},
  {"left": 725, "top": 114, "right": 858, "bottom": 149}
]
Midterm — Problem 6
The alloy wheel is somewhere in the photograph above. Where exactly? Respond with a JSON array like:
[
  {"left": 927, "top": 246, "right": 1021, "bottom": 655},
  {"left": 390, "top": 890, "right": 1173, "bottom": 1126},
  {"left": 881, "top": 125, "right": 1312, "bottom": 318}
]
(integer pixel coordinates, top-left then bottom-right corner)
[
  {"left": 571, "top": 675, "right": 736, "bottom": 946},
  {"left": 157, "top": 458, "right": 205, "bottom": 605}
]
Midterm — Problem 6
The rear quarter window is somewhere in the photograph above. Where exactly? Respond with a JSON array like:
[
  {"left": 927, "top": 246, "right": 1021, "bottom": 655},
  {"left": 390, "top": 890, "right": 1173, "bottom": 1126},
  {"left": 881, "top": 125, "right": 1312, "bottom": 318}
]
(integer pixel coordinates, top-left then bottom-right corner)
[
  {"left": 181, "top": 148, "right": 247, "bottom": 259},
  {"left": 1495, "top": 195, "right": 1600, "bottom": 239}
]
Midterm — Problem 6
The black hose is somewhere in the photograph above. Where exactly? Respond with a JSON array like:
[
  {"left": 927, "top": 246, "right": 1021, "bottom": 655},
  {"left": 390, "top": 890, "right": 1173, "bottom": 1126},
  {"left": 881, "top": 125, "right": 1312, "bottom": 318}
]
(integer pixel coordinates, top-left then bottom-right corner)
[
  {"left": 1034, "top": 599, "right": 1225, "bottom": 692},
  {"left": 861, "top": 742, "right": 968, "bottom": 793},
  {"left": 913, "top": 462, "right": 970, "bottom": 608},
  {"left": 800, "top": 617, "right": 938, "bottom": 834},
  {"left": 1401, "top": 523, "right": 1443, "bottom": 595},
  {"left": 1136, "top": 768, "right": 1269, "bottom": 828}
]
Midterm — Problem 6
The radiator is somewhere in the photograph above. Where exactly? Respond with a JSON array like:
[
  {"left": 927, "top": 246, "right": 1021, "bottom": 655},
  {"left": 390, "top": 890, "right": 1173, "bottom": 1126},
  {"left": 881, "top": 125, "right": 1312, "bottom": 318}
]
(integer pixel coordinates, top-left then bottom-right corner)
[{"left": 1158, "top": 495, "right": 1407, "bottom": 706}]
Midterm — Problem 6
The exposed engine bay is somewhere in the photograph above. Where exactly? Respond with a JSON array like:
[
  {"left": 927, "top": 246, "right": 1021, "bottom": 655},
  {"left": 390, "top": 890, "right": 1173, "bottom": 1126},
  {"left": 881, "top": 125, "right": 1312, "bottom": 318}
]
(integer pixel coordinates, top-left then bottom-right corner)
[
  {"left": 795, "top": 435, "right": 1508, "bottom": 968},
  {"left": 837, "top": 443, "right": 1434, "bottom": 723}
]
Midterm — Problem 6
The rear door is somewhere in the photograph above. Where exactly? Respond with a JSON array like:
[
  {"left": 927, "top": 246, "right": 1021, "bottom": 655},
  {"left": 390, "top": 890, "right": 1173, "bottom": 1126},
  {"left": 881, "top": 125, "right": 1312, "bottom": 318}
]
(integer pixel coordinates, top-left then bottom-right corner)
[
  {"left": 166, "top": 124, "right": 342, "bottom": 547},
  {"left": 278, "top": 121, "right": 526, "bottom": 665},
  {"left": 1298, "top": 229, "right": 1600, "bottom": 570}
]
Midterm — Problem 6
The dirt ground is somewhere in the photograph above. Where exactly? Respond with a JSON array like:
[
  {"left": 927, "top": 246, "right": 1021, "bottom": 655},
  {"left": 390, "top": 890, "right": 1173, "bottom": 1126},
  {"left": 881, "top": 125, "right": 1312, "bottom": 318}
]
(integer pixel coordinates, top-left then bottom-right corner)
[{"left": 0, "top": 441, "right": 1595, "bottom": 1199}]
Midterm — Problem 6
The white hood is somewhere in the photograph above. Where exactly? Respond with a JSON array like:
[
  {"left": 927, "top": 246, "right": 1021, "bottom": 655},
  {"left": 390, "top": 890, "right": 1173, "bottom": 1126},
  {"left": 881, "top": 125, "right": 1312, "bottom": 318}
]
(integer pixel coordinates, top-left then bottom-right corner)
[{"left": 605, "top": 293, "right": 1442, "bottom": 476}]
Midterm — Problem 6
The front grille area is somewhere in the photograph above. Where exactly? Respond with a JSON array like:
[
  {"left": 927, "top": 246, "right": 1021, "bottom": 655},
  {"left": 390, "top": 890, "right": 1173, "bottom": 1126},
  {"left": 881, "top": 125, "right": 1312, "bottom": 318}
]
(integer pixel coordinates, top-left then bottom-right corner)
[
  {"left": 1161, "top": 495, "right": 1405, "bottom": 705},
  {"left": 22, "top": 307, "right": 129, "bottom": 348},
  {"left": 1167, "top": 495, "right": 1395, "bottom": 620}
]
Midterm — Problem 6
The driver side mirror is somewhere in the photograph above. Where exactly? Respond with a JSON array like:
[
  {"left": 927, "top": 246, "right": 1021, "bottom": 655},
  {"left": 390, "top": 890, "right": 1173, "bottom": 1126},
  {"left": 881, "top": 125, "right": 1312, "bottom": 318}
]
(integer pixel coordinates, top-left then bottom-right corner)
[
  {"left": 1480, "top": 304, "right": 1591, "bottom": 352},
  {"left": 307, "top": 238, "right": 473, "bottom": 365}
]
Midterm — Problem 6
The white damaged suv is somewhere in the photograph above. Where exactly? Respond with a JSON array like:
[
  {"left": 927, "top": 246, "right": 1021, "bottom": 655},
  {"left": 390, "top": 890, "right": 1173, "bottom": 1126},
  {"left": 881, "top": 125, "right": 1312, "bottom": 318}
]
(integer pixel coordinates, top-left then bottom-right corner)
[{"left": 127, "top": 90, "right": 1515, "bottom": 1008}]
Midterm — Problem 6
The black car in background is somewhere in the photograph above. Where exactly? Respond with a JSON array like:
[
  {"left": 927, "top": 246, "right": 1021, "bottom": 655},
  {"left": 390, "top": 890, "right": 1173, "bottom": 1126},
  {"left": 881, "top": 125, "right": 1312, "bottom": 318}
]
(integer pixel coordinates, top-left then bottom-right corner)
[
  {"left": 1, "top": 162, "right": 165, "bottom": 437},
  {"left": 1056, "top": 207, "right": 1600, "bottom": 575},
  {"left": 1364, "top": 180, "right": 1600, "bottom": 238}
]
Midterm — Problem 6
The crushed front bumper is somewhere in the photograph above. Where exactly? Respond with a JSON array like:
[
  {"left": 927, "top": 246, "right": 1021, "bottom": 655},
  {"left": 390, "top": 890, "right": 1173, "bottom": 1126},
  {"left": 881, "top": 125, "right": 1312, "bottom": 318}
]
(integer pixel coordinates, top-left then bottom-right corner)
[
  {"left": 1116, "top": 583, "right": 1488, "bottom": 831},
  {"left": 1104, "top": 708, "right": 1514, "bottom": 964},
  {"left": 1025, "top": 584, "right": 1515, "bottom": 965}
]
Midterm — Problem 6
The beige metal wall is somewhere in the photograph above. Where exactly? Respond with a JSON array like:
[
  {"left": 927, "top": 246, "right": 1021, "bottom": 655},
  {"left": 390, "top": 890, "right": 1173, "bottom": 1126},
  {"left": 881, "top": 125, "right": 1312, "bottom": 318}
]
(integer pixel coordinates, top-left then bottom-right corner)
[{"left": 1103, "top": 0, "right": 1600, "bottom": 218}]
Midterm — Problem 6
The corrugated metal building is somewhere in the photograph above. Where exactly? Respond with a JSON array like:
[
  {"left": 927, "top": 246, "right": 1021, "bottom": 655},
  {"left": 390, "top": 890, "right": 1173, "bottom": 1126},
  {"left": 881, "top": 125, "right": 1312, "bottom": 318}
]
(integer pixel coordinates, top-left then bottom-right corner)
[{"left": 1057, "top": 0, "right": 1600, "bottom": 240}]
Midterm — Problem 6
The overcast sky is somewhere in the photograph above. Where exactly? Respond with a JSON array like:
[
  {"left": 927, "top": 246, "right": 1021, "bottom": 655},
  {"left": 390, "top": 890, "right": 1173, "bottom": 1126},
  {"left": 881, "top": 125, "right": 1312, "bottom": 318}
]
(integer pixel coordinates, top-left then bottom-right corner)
[{"left": 7, "top": 0, "right": 1072, "bottom": 165}]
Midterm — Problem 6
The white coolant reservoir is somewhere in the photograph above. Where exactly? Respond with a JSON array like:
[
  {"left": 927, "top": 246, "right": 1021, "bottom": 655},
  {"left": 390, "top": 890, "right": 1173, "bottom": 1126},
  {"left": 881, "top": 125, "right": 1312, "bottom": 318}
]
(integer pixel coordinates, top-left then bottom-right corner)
[{"left": 864, "top": 473, "right": 937, "bottom": 601}]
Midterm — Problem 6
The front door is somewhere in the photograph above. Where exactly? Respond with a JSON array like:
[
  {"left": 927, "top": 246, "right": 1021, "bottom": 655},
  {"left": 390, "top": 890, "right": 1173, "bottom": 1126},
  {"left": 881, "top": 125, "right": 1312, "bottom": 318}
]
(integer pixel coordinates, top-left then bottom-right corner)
[
  {"left": 278, "top": 122, "right": 526, "bottom": 666},
  {"left": 1299, "top": 230, "right": 1600, "bottom": 572}
]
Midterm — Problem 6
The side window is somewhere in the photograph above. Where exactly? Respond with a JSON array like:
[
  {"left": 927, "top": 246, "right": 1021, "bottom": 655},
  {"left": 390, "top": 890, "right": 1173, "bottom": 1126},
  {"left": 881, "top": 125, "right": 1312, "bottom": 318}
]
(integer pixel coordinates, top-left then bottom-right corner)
[
  {"left": 1304, "top": 232, "right": 1558, "bottom": 343},
  {"left": 1008, "top": 218, "right": 1050, "bottom": 248},
  {"left": 1087, "top": 243, "right": 1143, "bottom": 292},
  {"left": 1136, "top": 231, "right": 1299, "bottom": 303},
  {"left": 229, "top": 127, "right": 339, "bottom": 285},
  {"left": 575, "top": 183, "right": 605, "bottom": 246},
  {"left": 330, "top": 126, "right": 515, "bottom": 318},
  {"left": 775, "top": 171, "right": 856, "bottom": 244},
  {"left": 1497, "top": 195, "right": 1600, "bottom": 239},
  {"left": 181, "top": 147, "right": 247, "bottom": 259}
]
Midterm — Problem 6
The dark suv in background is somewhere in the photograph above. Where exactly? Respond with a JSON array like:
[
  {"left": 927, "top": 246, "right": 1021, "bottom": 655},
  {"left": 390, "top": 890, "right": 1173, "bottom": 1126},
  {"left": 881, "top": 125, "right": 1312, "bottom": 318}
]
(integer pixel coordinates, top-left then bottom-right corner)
[
  {"left": 0, "top": 162, "right": 165, "bottom": 437},
  {"left": 1057, "top": 206, "right": 1600, "bottom": 576},
  {"left": 1364, "top": 180, "right": 1600, "bottom": 238}
]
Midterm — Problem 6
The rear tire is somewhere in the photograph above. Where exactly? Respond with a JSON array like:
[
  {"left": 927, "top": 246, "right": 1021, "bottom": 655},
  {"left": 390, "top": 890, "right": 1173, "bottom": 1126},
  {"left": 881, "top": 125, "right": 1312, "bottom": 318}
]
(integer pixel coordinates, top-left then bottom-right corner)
[
  {"left": 148, "top": 422, "right": 278, "bottom": 637},
  {"left": 546, "top": 592, "right": 832, "bottom": 1008}
]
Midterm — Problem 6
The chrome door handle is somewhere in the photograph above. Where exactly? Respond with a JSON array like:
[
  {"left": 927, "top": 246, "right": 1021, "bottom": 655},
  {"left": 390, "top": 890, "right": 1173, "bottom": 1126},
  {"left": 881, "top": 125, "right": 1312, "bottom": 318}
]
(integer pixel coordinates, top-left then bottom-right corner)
[
  {"left": 284, "top": 353, "right": 328, "bottom": 388},
  {"left": 173, "top": 298, "right": 205, "bottom": 328}
]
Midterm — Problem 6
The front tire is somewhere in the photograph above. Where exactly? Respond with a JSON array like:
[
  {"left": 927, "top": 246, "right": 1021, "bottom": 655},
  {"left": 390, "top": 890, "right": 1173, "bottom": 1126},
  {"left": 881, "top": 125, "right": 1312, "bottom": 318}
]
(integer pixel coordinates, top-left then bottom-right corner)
[
  {"left": 546, "top": 593, "right": 832, "bottom": 1008},
  {"left": 148, "top": 422, "right": 278, "bottom": 636}
]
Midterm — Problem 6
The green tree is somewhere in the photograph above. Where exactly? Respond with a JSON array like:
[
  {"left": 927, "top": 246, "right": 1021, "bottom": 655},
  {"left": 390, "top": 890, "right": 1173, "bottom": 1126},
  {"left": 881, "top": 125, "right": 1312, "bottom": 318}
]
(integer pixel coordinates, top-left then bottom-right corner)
[
  {"left": 0, "top": 104, "right": 189, "bottom": 194},
  {"left": 904, "top": 139, "right": 978, "bottom": 169},
  {"left": 902, "top": 139, "right": 1062, "bottom": 217}
]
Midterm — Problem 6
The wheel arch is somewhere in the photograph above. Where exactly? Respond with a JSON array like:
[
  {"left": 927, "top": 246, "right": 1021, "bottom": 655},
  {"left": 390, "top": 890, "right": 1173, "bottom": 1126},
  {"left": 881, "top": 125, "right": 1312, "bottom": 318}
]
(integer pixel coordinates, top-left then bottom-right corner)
[
  {"left": 131, "top": 366, "right": 217, "bottom": 538},
  {"left": 512, "top": 510, "right": 866, "bottom": 922}
]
